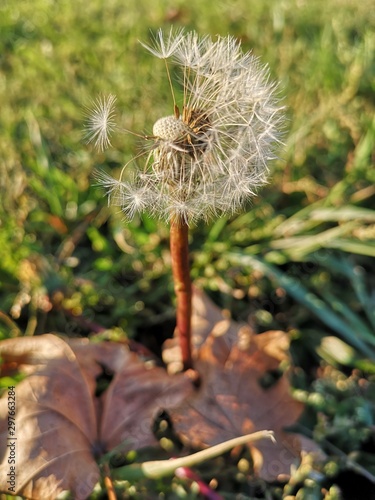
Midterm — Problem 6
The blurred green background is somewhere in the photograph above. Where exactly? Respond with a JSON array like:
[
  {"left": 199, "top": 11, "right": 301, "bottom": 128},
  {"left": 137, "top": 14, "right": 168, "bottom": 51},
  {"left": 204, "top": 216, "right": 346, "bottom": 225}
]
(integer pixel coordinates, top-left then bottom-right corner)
[{"left": 0, "top": 0, "right": 374, "bottom": 497}]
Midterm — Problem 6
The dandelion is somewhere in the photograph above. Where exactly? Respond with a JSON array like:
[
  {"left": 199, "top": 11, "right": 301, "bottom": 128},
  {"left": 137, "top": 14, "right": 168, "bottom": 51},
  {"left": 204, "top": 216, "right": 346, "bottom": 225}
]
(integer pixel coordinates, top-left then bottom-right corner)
[{"left": 86, "top": 29, "right": 285, "bottom": 371}]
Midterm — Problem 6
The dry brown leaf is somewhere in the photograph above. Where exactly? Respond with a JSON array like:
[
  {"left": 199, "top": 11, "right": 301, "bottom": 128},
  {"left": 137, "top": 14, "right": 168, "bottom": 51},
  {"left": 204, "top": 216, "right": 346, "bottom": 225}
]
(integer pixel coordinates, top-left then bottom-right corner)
[
  {"left": 0, "top": 334, "right": 192, "bottom": 499},
  {"left": 163, "top": 289, "right": 305, "bottom": 482}
]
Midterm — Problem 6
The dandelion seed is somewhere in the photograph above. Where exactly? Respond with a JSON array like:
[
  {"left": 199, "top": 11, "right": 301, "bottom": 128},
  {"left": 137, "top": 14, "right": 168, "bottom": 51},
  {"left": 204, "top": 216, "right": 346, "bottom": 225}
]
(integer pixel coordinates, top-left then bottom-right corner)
[
  {"left": 139, "top": 27, "right": 185, "bottom": 60},
  {"left": 84, "top": 94, "right": 117, "bottom": 151}
]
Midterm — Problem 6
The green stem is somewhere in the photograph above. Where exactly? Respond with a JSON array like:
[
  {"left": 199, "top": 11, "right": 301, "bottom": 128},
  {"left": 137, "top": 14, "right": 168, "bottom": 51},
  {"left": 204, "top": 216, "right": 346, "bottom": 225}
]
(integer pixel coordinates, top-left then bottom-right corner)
[
  {"left": 110, "top": 430, "right": 275, "bottom": 481},
  {"left": 170, "top": 218, "right": 193, "bottom": 371}
]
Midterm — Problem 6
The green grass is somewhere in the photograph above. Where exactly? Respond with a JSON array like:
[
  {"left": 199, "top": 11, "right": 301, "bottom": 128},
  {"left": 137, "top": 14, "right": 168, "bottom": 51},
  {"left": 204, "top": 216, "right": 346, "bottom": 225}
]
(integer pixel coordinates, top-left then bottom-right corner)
[{"left": 0, "top": 0, "right": 374, "bottom": 498}]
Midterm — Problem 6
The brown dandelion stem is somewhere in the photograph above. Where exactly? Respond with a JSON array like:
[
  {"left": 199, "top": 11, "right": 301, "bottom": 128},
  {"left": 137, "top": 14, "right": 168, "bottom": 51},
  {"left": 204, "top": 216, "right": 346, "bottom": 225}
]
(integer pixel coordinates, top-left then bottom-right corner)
[{"left": 170, "top": 217, "right": 193, "bottom": 371}]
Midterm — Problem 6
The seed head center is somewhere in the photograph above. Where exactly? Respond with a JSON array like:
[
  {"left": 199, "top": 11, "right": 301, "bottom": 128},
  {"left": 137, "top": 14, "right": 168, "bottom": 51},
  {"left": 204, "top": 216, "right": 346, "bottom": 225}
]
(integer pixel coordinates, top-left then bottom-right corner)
[{"left": 153, "top": 116, "right": 189, "bottom": 141}]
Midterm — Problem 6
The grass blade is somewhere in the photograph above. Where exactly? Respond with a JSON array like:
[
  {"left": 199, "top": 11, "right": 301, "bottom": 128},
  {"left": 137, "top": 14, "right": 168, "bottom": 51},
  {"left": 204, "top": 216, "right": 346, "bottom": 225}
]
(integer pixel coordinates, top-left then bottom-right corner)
[{"left": 227, "top": 252, "right": 375, "bottom": 358}]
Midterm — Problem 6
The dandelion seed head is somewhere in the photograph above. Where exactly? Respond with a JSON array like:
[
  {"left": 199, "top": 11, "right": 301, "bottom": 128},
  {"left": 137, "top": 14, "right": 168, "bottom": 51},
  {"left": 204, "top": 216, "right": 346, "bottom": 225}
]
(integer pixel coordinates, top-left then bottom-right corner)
[{"left": 92, "top": 30, "right": 285, "bottom": 224}]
